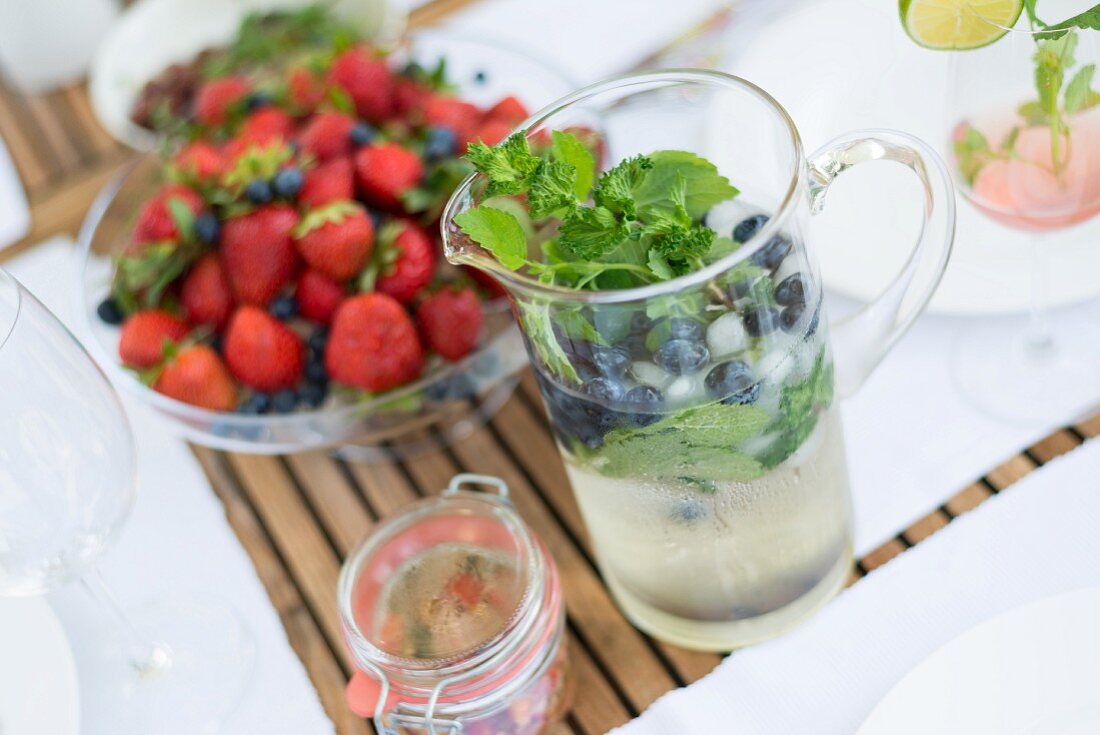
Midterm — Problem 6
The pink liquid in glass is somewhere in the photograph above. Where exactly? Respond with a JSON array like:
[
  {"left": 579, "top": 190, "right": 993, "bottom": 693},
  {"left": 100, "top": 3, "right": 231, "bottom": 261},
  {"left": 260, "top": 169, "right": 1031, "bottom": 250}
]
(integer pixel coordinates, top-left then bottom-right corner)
[{"left": 954, "top": 106, "right": 1100, "bottom": 231}]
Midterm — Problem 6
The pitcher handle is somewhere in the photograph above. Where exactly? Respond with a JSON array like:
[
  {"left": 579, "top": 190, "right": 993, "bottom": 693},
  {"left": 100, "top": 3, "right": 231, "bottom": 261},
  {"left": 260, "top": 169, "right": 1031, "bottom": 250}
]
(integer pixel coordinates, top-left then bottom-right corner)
[{"left": 807, "top": 129, "right": 956, "bottom": 398}]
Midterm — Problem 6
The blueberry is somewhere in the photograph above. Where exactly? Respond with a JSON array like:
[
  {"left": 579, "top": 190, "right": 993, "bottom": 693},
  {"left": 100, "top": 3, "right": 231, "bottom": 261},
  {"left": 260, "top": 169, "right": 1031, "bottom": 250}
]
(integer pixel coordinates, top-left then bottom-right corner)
[
  {"left": 446, "top": 373, "right": 476, "bottom": 400},
  {"left": 270, "top": 295, "right": 298, "bottom": 320},
  {"left": 583, "top": 376, "right": 625, "bottom": 404},
  {"left": 305, "top": 359, "right": 328, "bottom": 385},
  {"left": 402, "top": 61, "right": 424, "bottom": 77},
  {"left": 623, "top": 384, "right": 664, "bottom": 427},
  {"left": 705, "top": 361, "right": 760, "bottom": 405},
  {"left": 733, "top": 214, "right": 769, "bottom": 243},
  {"left": 667, "top": 318, "right": 705, "bottom": 342},
  {"left": 245, "top": 92, "right": 273, "bottom": 111},
  {"left": 743, "top": 306, "right": 781, "bottom": 337},
  {"left": 670, "top": 499, "right": 706, "bottom": 523},
  {"left": 654, "top": 339, "right": 710, "bottom": 375},
  {"left": 96, "top": 297, "right": 124, "bottom": 325},
  {"left": 272, "top": 168, "right": 303, "bottom": 199},
  {"left": 272, "top": 389, "right": 298, "bottom": 413},
  {"left": 780, "top": 301, "right": 805, "bottom": 333},
  {"left": 367, "top": 209, "right": 383, "bottom": 232},
  {"left": 239, "top": 393, "right": 271, "bottom": 415},
  {"left": 751, "top": 236, "right": 793, "bottom": 270},
  {"left": 775, "top": 274, "right": 805, "bottom": 307},
  {"left": 299, "top": 382, "right": 328, "bottom": 408},
  {"left": 349, "top": 121, "right": 377, "bottom": 147},
  {"left": 423, "top": 126, "right": 456, "bottom": 160},
  {"left": 245, "top": 179, "right": 273, "bottom": 204},
  {"left": 307, "top": 327, "right": 328, "bottom": 353},
  {"left": 194, "top": 212, "right": 221, "bottom": 244},
  {"left": 474, "top": 70, "right": 488, "bottom": 84},
  {"left": 591, "top": 345, "right": 631, "bottom": 378}
]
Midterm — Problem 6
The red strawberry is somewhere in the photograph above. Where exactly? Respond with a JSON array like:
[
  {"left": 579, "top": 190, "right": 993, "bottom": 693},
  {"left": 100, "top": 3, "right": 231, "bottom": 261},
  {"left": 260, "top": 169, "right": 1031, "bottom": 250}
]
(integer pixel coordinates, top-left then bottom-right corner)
[
  {"left": 132, "top": 184, "right": 203, "bottom": 246},
  {"left": 220, "top": 205, "right": 301, "bottom": 306},
  {"left": 327, "top": 47, "right": 394, "bottom": 122},
  {"left": 298, "top": 157, "right": 354, "bottom": 207},
  {"left": 373, "top": 221, "right": 435, "bottom": 304},
  {"left": 173, "top": 142, "right": 225, "bottom": 182},
  {"left": 294, "top": 201, "right": 374, "bottom": 281},
  {"left": 118, "top": 309, "right": 190, "bottom": 369},
  {"left": 296, "top": 269, "right": 346, "bottom": 324},
  {"left": 393, "top": 78, "right": 430, "bottom": 117},
  {"left": 181, "top": 254, "right": 234, "bottom": 330},
  {"left": 417, "top": 286, "right": 483, "bottom": 361},
  {"left": 288, "top": 67, "right": 327, "bottom": 110},
  {"left": 153, "top": 345, "right": 237, "bottom": 411},
  {"left": 240, "top": 107, "right": 295, "bottom": 144},
  {"left": 486, "top": 96, "right": 529, "bottom": 125},
  {"left": 423, "top": 95, "right": 480, "bottom": 141},
  {"left": 297, "top": 112, "right": 356, "bottom": 161},
  {"left": 325, "top": 293, "right": 424, "bottom": 392},
  {"left": 224, "top": 306, "right": 304, "bottom": 391},
  {"left": 354, "top": 143, "right": 423, "bottom": 211},
  {"left": 194, "top": 76, "right": 251, "bottom": 127},
  {"left": 470, "top": 118, "right": 512, "bottom": 148}
]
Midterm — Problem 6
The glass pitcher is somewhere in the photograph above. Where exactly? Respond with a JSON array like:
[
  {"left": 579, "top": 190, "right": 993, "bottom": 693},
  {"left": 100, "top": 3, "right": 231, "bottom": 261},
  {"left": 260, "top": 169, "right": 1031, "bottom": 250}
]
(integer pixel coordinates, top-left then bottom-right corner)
[{"left": 442, "top": 70, "right": 955, "bottom": 651}]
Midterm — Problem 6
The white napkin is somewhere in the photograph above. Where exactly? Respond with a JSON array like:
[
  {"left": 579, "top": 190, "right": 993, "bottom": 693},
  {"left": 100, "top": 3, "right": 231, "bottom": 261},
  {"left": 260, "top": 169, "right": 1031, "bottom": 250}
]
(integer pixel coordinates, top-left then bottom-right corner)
[
  {"left": 0, "top": 134, "right": 30, "bottom": 250},
  {"left": 614, "top": 434, "right": 1100, "bottom": 734},
  {"left": 5, "top": 238, "right": 334, "bottom": 734}
]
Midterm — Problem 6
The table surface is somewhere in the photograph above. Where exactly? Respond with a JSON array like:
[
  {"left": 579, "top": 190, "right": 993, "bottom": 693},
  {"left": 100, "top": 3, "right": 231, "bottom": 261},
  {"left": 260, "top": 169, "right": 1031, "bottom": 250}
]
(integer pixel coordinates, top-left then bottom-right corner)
[{"left": 2, "top": 2, "right": 1099, "bottom": 732}]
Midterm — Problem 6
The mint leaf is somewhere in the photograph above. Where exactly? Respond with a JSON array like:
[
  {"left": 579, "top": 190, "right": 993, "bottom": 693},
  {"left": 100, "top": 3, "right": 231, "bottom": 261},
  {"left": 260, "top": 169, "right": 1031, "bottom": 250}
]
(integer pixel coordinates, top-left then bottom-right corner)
[
  {"left": 1065, "top": 63, "right": 1100, "bottom": 114},
  {"left": 454, "top": 206, "right": 529, "bottom": 270},
  {"left": 706, "top": 235, "right": 741, "bottom": 263},
  {"left": 465, "top": 133, "right": 541, "bottom": 197},
  {"left": 954, "top": 125, "right": 993, "bottom": 186},
  {"left": 166, "top": 197, "right": 196, "bottom": 242},
  {"left": 556, "top": 206, "right": 628, "bottom": 259},
  {"left": 1035, "top": 4, "right": 1100, "bottom": 39},
  {"left": 482, "top": 196, "right": 535, "bottom": 237},
  {"left": 1023, "top": 0, "right": 1045, "bottom": 28},
  {"left": 551, "top": 130, "right": 596, "bottom": 200},
  {"left": 1035, "top": 32, "right": 1078, "bottom": 112},
  {"left": 1017, "top": 100, "right": 1048, "bottom": 125},
  {"left": 516, "top": 301, "right": 578, "bottom": 383},
  {"left": 527, "top": 160, "right": 578, "bottom": 218},
  {"left": 756, "top": 350, "right": 833, "bottom": 468},
  {"left": 594, "top": 155, "right": 653, "bottom": 218},
  {"left": 633, "top": 150, "right": 738, "bottom": 219},
  {"left": 647, "top": 249, "right": 674, "bottom": 279},
  {"left": 552, "top": 306, "right": 607, "bottom": 345}
]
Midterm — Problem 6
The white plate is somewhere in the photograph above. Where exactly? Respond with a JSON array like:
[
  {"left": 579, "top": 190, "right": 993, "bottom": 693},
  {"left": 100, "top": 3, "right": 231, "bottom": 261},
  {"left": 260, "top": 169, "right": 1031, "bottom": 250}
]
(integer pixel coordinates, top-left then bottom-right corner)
[
  {"left": 726, "top": 0, "right": 1100, "bottom": 315},
  {"left": 0, "top": 597, "right": 80, "bottom": 735},
  {"left": 858, "top": 587, "right": 1100, "bottom": 734}
]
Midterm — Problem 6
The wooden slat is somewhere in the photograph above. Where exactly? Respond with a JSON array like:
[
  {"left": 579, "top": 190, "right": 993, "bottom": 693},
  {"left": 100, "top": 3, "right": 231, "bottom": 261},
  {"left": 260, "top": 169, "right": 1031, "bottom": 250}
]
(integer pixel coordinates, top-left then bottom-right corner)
[
  {"left": 901, "top": 509, "right": 950, "bottom": 546},
  {"left": 22, "top": 94, "right": 82, "bottom": 173},
  {"left": 61, "top": 84, "right": 121, "bottom": 156},
  {"left": 1027, "top": 429, "right": 1082, "bottom": 465},
  {"left": 944, "top": 482, "right": 994, "bottom": 517},
  {"left": 985, "top": 454, "right": 1037, "bottom": 490},
  {"left": 859, "top": 539, "right": 907, "bottom": 573},
  {"left": 285, "top": 451, "right": 375, "bottom": 555},
  {"left": 1074, "top": 412, "right": 1100, "bottom": 438},
  {"left": 0, "top": 85, "right": 53, "bottom": 189}
]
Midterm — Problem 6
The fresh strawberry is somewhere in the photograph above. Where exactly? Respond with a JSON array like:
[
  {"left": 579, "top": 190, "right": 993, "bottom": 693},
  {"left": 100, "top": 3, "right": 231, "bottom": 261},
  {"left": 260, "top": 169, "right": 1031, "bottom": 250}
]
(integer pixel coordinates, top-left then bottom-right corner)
[
  {"left": 296, "top": 268, "right": 346, "bottom": 324},
  {"left": 372, "top": 221, "right": 435, "bottom": 304},
  {"left": 288, "top": 67, "right": 327, "bottom": 110},
  {"left": 240, "top": 107, "right": 295, "bottom": 144},
  {"left": 220, "top": 205, "right": 301, "bottom": 306},
  {"left": 173, "top": 142, "right": 226, "bottom": 182},
  {"left": 294, "top": 201, "right": 374, "bottom": 280},
  {"left": 416, "top": 286, "right": 483, "bottom": 360},
  {"left": 486, "top": 95, "right": 529, "bottom": 125},
  {"left": 444, "top": 571, "right": 483, "bottom": 608},
  {"left": 118, "top": 309, "right": 190, "bottom": 369},
  {"left": 327, "top": 47, "right": 394, "bottom": 122},
  {"left": 180, "top": 254, "right": 234, "bottom": 330},
  {"left": 298, "top": 157, "right": 354, "bottom": 207},
  {"left": 153, "top": 345, "right": 237, "bottom": 411},
  {"left": 194, "top": 76, "right": 251, "bottom": 127},
  {"left": 353, "top": 143, "right": 423, "bottom": 211},
  {"left": 224, "top": 306, "right": 304, "bottom": 391},
  {"left": 423, "top": 95, "right": 480, "bottom": 142},
  {"left": 393, "top": 78, "right": 430, "bottom": 117},
  {"left": 297, "top": 112, "right": 356, "bottom": 161},
  {"left": 470, "top": 118, "right": 512, "bottom": 148},
  {"left": 132, "top": 184, "right": 203, "bottom": 246},
  {"left": 325, "top": 293, "right": 424, "bottom": 391}
]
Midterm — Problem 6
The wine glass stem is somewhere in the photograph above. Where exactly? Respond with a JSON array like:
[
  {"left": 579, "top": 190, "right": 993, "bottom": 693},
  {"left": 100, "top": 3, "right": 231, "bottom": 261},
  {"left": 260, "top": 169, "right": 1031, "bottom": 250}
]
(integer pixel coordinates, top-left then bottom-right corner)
[
  {"left": 1022, "top": 233, "right": 1055, "bottom": 362},
  {"left": 82, "top": 567, "right": 173, "bottom": 677}
]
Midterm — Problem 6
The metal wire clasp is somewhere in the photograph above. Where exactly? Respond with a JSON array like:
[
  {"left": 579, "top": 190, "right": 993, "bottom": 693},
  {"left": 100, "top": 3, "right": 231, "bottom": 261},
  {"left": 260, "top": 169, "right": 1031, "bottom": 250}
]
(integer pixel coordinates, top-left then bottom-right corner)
[{"left": 444, "top": 473, "right": 510, "bottom": 501}]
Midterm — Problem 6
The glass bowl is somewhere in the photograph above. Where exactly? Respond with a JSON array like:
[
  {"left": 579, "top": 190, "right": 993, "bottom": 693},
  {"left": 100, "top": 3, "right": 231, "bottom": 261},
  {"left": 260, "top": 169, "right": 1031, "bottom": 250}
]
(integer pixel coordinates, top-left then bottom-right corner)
[{"left": 76, "top": 31, "right": 577, "bottom": 456}]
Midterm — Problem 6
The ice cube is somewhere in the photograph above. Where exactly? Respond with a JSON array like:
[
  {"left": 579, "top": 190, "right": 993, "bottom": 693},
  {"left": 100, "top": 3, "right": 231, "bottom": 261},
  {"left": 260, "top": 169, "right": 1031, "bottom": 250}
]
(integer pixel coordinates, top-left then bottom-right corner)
[
  {"left": 665, "top": 374, "right": 706, "bottom": 406},
  {"left": 705, "top": 312, "right": 749, "bottom": 358},
  {"left": 756, "top": 343, "right": 797, "bottom": 385},
  {"left": 631, "top": 361, "right": 671, "bottom": 388},
  {"left": 741, "top": 430, "right": 779, "bottom": 459}
]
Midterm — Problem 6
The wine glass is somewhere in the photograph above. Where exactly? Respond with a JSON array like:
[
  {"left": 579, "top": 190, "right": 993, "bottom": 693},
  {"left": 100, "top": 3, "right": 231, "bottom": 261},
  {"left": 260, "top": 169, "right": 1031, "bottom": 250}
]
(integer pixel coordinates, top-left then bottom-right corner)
[
  {"left": 947, "top": 9, "right": 1100, "bottom": 423},
  {"left": 0, "top": 266, "right": 252, "bottom": 733}
]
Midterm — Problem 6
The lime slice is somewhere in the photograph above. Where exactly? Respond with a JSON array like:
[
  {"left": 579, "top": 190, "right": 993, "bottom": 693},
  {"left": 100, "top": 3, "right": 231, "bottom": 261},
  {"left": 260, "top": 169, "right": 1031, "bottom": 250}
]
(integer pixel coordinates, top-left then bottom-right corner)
[{"left": 899, "top": 0, "right": 1023, "bottom": 50}]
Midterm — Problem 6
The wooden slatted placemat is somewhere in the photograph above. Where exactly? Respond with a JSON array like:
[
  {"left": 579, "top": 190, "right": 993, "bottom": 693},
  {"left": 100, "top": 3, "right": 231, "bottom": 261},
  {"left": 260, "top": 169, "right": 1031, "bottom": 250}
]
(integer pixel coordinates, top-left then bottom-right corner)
[{"left": 1, "top": 2, "right": 1099, "bottom": 731}]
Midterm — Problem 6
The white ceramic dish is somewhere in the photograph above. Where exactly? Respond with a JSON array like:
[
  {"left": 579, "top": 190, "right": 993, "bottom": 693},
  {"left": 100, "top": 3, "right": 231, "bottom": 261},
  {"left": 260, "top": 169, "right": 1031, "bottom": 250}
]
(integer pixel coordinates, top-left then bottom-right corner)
[
  {"left": 88, "top": 0, "right": 406, "bottom": 150},
  {"left": 0, "top": 597, "right": 80, "bottom": 735},
  {"left": 858, "top": 586, "right": 1100, "bottom": 734},
  {"left": 726, "top": 0, "right": 1100, "bottom": 316}
]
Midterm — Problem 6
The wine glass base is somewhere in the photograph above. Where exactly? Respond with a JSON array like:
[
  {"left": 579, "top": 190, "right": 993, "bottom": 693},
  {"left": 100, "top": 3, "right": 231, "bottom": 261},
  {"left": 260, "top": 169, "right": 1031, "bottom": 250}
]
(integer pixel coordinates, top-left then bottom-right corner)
[
  {"left": 952, "top": 315, "right": 1100, "bottom": 426},
  {"left": 80, "top": 593, "right": 254, "bottom": 734}
]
